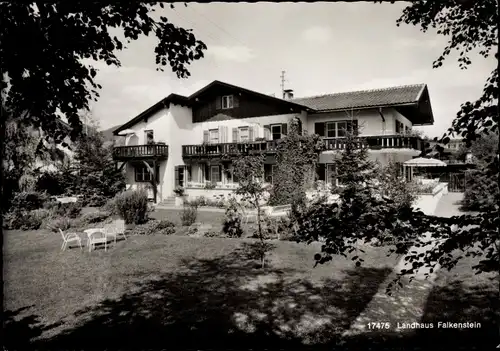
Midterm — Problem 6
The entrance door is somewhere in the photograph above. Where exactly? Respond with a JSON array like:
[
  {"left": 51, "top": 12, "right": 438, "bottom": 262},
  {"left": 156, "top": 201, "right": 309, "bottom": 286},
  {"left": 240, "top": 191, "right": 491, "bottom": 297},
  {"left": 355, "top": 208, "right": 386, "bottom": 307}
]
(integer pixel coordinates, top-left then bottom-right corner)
[{"left": 175, "top": 166, "right": 185, "bottom": 187}]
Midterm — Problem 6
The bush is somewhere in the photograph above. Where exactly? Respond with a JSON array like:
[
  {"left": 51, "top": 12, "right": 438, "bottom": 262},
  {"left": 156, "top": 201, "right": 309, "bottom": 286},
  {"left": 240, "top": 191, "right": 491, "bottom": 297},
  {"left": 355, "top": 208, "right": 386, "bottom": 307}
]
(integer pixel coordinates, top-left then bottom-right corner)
[
  {"left": 80, "top": 211, "right": 112, "bottom": 225},
  {"left": 82, "top": 193, "right": 108, "bottom": 207},
  {"left": 114, "top": 189, "right": 149, "bottom": 225},
  {"left": 173, "top": 186, "right": 185, "bottom": 197},
  {"left": 35, "top": 171, "right": 66, "bottom": 196},
  {"left": 2, "top": 208, "right": 51, "bottom": 230},
  {"left": 204, "top": 230, "right": 224, "bottom": 238},
  {"left": 9, "top": 191, "right": 50, "bottom": 212},
  {"left": 52, "top": 202, "right": 83, "bottom": 219},
  {"left": 100, "top": 198, "right": 118, "bottom": 215},
  {"left": 131, "top": 219, "right": 176, "bottom": 235},
  {"left": 2, "top": 212, "right": 23, "bottom": 230},
  {"left": 180, "top": 203, "right": 198, "bottom": 226},
  {"left": 46, "top": 216, "right": 72, "bottom": 233},
  {"left": 222, "top": 198, "right": 243, "bottom": 238}
]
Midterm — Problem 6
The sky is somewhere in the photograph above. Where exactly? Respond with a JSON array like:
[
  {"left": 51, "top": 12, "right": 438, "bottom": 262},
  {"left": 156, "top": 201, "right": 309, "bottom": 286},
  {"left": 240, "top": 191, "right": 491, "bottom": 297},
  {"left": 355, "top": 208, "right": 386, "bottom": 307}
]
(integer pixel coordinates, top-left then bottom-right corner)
[{"left": 87, "top": 2, "right": 496, "bottom": 138}]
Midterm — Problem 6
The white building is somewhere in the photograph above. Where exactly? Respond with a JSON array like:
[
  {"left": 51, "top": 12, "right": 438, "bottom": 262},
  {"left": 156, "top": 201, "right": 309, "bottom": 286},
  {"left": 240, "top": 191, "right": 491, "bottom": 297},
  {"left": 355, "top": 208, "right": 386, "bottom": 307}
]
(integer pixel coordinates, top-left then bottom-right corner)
[{"left": 112, "top": 80, "right": 434, "bottom": 203}]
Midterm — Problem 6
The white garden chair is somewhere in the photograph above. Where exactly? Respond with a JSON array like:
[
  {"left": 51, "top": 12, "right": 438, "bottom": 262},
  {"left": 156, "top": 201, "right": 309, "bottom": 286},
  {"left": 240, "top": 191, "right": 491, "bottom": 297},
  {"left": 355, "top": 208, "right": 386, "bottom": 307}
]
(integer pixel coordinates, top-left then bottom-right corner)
[
  {"left": 88, "top": 230, "right": 108, "bottom": 252},
  {"left": 104, "top": 219, "right": 127, "bottom": 243},
  {"left": 59, "top": 228, "right": 83, "bottom": 251}
]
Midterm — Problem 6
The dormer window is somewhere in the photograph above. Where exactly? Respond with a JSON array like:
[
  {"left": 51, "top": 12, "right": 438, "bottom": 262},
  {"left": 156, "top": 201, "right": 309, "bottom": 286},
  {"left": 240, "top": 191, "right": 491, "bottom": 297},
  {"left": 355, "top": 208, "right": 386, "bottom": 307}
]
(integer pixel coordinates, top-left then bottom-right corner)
[{"left": 222, "top": 95, "right": 234, "bottom": 109}]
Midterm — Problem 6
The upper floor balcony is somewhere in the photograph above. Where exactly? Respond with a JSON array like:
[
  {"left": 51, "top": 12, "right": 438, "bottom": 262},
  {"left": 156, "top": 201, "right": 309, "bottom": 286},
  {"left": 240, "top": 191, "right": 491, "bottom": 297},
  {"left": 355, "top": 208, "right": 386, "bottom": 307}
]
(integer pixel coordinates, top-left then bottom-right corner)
[
  {"left": 323, "top": 135, "right": 424, "bottom": 151},
  {"left": 182, "top": 140, "right": 279, "bottom": 158},
  {"left": 182, "top": 135, "right": 424, "bottom": 158},
  {"left": 113, "top": 144, "right": 169, "bottom": 161}
]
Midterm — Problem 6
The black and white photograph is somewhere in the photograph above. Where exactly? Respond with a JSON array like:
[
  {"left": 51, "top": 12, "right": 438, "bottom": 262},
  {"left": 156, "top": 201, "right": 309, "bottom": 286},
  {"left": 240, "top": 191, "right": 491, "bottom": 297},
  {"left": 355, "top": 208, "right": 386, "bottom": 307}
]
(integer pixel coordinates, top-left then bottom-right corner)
[{"left": 1, "top": 1, "right": 498, "bottom": 350}]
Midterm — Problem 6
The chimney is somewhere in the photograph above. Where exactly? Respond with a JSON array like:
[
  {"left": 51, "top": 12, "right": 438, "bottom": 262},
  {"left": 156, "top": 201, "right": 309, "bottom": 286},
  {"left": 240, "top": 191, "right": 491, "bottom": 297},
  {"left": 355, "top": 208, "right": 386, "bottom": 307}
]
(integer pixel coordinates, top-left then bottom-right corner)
[{"left": 283, "top": 89, "right": 294, "bottom": 100}]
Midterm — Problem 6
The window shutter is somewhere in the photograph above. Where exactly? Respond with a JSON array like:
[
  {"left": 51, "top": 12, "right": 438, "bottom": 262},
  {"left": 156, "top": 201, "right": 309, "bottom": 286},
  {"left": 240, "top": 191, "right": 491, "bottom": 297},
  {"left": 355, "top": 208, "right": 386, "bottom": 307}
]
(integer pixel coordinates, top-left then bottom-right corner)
[
  {"left": 263, "top": 125, "right": 271, "bottom": 140},
  {"left": 249, "top": 127, "right": 254, "bottom": 141},
  {"left": 233, "top": 95, "right": 240, "bottom": 108},
  {"left": 186, "top": 165, "right": 192, "bottom": 182},
  {"left": 203, "top": 130, "right": 209, "bottom": 143},
  {"left": 282, "top": 123, "right": 288, "bottom": 136},
  {"left": 174, "top": 166, "right": 180, "bottom": 187},
  {"left": 232, "top": 127, "right": 238, "bottom": 142},
  {"left": 205, "top": 164, "right": 210, "bottom": 181},
  {"left": 218, "top": 165, "right": 222, "bottom": 182},
  {"left": 218, "top": 126, "right": 224, "bottom": 143},
  {"left": 314, "top": 122, "right": 325, "bottom": 137},
  {"left": 215, "top": 96, "right": 221, "bottom": 110},
  {"left": 316, "top": 163, "right": 326, "bottom": 181}
]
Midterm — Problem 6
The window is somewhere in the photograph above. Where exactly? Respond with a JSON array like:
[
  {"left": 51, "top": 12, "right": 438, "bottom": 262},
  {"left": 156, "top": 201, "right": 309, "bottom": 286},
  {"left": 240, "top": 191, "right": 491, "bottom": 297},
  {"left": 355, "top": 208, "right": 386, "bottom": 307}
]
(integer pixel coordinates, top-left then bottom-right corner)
[
  {"left": 337, "top": 122, "right": 347, "bottom": 137},
  {"left": 325, "top": 121, "right": 347, "bottom": 138},
  {"left": 210, "top": 165, "right": 221, "bottom": 183},
  {"left": 222, "top": 95, "right": 234, "bottom": 109},
  {"left": 396, "top": 121, "right": 405, "bottom": 134},
  {"left": 271, "top": 165, "right": 277, "bottom": 184},
  {"left": 135, "top": 165, "right": 159, "bottom": 183},
  {"left": 271, "top": 124, "right": 282, "bottom": 140},
  {"left": 145, "top": 130, "right": 154, "bottom": 144},
  {"left": 209, "top": 129, "right": 219, "bottom": 144},
  {"left": 239, "top": 126, "right": 249, "bottom": 142},
  {"left": 326, "top": 164, "right": 337, "bottom": 185}
]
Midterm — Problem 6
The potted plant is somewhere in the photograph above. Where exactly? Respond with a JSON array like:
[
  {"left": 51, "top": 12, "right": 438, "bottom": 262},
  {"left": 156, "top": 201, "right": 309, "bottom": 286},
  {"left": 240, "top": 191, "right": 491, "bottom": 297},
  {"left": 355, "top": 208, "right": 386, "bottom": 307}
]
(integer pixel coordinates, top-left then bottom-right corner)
[{"left": 174, "top": 186, "right": 186, "bottom": 206}]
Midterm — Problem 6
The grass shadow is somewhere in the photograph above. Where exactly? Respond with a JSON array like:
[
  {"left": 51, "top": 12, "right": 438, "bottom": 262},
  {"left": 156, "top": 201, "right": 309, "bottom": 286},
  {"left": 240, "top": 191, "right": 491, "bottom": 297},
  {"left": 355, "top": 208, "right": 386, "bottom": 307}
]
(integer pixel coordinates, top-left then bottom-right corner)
[{"left": 32, "top": 249, "right": 392, "bottom": 350}]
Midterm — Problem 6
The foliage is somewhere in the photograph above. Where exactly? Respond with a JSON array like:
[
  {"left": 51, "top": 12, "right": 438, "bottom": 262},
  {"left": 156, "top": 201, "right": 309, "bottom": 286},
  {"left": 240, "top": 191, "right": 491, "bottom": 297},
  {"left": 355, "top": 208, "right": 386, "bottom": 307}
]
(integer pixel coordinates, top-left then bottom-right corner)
[
  {"left": 180, "top": 202, "right": 198, "bottom": 227},
  {"left": 204, "top": 182, "right": 217, "bottom": 190},
  {"left": 3, "top": 208, "right": 50, "bottom": 230},
  {"left": 204, "top": 230, "right": 225, "bottom": 238},
  {"left": 52, "top": 202, "right": 83, "bottom": 219},
  {"left": 46, "top": 216, "right": 72, "bottom": 233},
  {"left": 173, "top": 186, "right": 185, "bottom": 197},
  {"left": 131, "top": 219, "right": 176, "bottom": 236},
  {"left": 9, "top": 191, "right": 50, "bottom": 212},
  {"left": 222, "top": 197, "right": 243, "bottom": 238},
  {"left": 376, "top": 160, "right": 419, "bottom": 210},
  {"left": 35, "top": 171, "right": 68, "bottom": 196},
  {"left": 80, "top": 211, "right": 112, "bottom": 225},
  {"left": 297, "top": 132, "right": 421, "bottom": 269},
  {"left": 73, "top": 127, "right": 126, "bottom": 205},
  {"left": 1, "top": 3, "right": 206, "bottom": 144},
  {"left": 233, "top": 154, "right": 271, "bottom": 268},
  {"left": 269, "top": 116, "right": 324, "bottom": 213},
  {"left": 100, "top": 198, "right": 119, "bottom": 216},
  {"left": 114, "top": 189, "right": 149, "bottom": 225},
  {"left": 188, "top": 195, "right": 226, "bottom": 208}
]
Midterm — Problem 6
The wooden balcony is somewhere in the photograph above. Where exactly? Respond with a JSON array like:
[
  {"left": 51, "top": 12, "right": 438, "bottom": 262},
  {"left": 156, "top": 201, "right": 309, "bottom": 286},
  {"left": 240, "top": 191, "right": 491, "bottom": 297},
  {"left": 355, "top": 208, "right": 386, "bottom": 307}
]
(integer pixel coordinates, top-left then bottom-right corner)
[
  {"left": 113, "top": 144, "right": 169, "bottom": 161},
  {"left": 182, "top": 140, "right": 280, "bottom": 158},
  {"left": 323, "top": 135, "right": 424, "bottom": 151}
]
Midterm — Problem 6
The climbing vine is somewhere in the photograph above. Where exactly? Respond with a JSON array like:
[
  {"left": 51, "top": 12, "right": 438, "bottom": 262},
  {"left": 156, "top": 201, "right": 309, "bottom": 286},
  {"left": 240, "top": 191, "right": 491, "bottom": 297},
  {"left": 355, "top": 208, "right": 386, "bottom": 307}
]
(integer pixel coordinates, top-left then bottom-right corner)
[{"left": 268, "top": 117, "right": 325, "bottom": 211}]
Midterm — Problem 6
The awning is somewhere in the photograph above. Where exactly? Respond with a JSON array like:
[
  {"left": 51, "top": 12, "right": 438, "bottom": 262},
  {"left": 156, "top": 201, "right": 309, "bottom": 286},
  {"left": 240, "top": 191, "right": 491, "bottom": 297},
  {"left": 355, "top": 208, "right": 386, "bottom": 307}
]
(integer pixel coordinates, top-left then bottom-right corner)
[
  {"left": 403, "top": 157, "right": 447, "bottom": 167},
  {"left": 117, "top": 129, "right": 137, "bottom": 136}
]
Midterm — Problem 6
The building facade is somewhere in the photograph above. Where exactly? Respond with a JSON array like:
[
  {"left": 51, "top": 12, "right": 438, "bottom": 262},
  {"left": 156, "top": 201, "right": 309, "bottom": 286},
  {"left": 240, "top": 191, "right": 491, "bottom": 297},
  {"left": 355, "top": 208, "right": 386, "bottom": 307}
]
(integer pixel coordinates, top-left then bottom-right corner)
[{"left": 112, "top": 80, "right": 435, "bottom": 203}]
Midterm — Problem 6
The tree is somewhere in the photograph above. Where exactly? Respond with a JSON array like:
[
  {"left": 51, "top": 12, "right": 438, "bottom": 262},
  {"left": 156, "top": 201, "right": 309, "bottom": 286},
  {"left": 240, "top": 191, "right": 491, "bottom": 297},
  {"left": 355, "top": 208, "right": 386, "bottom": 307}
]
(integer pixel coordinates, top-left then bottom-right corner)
[
  {"left": 297, "top": 133, "right": 422, "bottom": 267},
  {"left": 462, "top": 133, "right": 499, "bottom": 211},
  {"left": 233, "top": 154, "right": 270, "bottom": 268},
  {"left": 0, "top": 3, "right": 207, "bottom": 216},
  {"left": 268, "top": 117, "right": 324, "bottom": 213},
  {"left": 376, "top": 160, "right": 420, "bottom": 211},
  {"left": 72, "top": 125, "right": 126, "bottom": 206}
]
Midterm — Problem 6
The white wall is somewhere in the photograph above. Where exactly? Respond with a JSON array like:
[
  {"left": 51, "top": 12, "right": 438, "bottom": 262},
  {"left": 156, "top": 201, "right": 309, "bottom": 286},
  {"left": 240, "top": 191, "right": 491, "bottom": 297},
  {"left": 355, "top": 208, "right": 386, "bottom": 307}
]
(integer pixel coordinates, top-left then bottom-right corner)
[
  {"left": 306, "top": 108, "right": 416, "bottom": 136},
  {"left": 191, "top": 113, "right": 302, "bottom": 143},
  {"left": 123, "top": 108, "right": 169, "bottom": 145}
]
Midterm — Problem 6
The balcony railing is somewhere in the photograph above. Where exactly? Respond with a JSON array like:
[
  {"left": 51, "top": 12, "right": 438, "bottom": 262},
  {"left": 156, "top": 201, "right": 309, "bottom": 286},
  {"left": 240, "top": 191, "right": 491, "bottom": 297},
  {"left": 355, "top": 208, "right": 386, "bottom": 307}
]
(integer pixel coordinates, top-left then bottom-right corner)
[
  {"left": 323, "top": 135, "right": 424, "bottom": 151},
  {"left": 182, "top": 135, "right": 423, "bottom": 158},
  {"left": 113, "top": 144, "right": 169, "bottom": 160},
  {"left": 182, "top": 140, "right": 280, "bottom": 158}
]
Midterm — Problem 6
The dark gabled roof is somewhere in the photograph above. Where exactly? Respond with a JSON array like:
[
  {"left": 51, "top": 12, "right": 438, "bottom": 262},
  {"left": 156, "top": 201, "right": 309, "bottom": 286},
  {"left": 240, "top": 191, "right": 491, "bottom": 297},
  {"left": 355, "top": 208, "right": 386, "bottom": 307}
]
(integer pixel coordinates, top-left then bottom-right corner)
[
  {"left": 292, "top": 84, "right": 427, "bottom": 111},
  {"left": 113, "top": 94, "right": 189, "bottom": 135},
  {"left": 113, "top": 80, "right": 313, "bottom": 135},
  {"left": 114, "top": 81, "right": 434, "bottom": 134},
  {"left": 188, "top": 80, "right": 314, "bottom": 112}
]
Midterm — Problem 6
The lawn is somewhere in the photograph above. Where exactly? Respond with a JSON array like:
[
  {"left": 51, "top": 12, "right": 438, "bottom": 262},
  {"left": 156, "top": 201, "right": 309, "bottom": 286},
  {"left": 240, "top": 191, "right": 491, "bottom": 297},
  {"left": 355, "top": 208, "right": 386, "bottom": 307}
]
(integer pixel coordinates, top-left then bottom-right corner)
[
  {"left": 4, "top": 226, "right": 399, "bottom": 349},
  {"left": 3, "top": 215, "right": 498, "bottom": 350}
]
